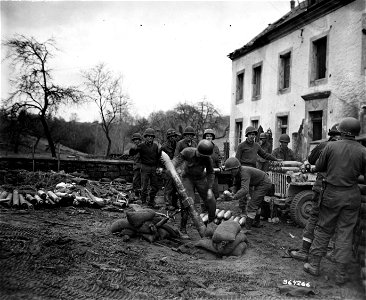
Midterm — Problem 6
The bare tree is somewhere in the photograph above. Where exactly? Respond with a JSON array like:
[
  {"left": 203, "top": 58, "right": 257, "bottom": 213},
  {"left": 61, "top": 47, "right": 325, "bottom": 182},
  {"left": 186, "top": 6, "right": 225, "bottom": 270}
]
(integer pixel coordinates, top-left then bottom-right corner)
[
  {"left": 2, "top": 35, "right": 83, "bottom": 157},
  {"left": 82, "top": 63, "right": 129, "bottom": 157}
]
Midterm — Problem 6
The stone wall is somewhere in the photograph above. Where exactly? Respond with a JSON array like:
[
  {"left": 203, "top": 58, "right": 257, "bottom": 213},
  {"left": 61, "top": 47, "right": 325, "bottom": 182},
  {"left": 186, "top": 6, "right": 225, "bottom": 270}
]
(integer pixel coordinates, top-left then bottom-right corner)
[{"left": 0, "top": 156, "right": 134, "bottom": 181}]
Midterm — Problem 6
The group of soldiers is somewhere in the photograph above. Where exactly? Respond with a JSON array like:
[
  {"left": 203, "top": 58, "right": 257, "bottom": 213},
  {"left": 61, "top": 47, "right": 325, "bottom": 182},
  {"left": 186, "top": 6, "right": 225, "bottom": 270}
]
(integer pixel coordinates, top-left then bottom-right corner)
[
  {"left": 129, "top": 117, "right": 366, "bottom": 285},
  {"left": 129, "top": 126, "right": 221, "bottom": 238}
]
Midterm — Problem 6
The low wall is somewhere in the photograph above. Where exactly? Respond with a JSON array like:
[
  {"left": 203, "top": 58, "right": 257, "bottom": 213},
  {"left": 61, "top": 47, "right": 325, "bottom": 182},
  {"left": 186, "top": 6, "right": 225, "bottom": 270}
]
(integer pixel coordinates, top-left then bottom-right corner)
[{"left": 0, "top": 156, "right": 133, "bottom": 181}]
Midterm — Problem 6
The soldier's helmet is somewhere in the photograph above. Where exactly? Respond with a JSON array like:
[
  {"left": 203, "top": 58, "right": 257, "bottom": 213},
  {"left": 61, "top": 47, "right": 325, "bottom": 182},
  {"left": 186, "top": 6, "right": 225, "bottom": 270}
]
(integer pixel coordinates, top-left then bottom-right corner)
[
  {"left": 197, "top": 140, "right": 214, "bottom": 156},
  {"left": 143, "top": 128, "right": 155, "bottom": 138},
  {"left": 203, "top": 129, "right": 215, "bottom": 140},
  {"left": 337, "top": 117, "right": 361, "bottom": 137},
  {"left": 245, "top": 126, "right": 258, "bottom": 137},
  {"left": 224, "top": 157, "right": 241, "bottom": 170},
  {"left": 279, "top": 134, "right": 290, "bottom": 143}
]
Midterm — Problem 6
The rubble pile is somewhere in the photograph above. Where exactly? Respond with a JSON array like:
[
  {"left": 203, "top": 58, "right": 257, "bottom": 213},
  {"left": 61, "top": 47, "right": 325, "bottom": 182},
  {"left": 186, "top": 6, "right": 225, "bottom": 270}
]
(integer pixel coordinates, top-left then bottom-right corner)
[{"left": 0, "top": 170, "right": 133, "bottom": 210}]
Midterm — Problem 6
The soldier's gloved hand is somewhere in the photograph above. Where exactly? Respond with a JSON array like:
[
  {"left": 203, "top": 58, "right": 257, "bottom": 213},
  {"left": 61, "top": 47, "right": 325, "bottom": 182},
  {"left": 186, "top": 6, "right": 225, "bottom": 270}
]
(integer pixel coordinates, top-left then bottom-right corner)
[
  {"left": 156, "top": 168, "right": 163, "bottom": 175},
  {"left": 207, "top": 189, "right": 214, "bottom": 200}
]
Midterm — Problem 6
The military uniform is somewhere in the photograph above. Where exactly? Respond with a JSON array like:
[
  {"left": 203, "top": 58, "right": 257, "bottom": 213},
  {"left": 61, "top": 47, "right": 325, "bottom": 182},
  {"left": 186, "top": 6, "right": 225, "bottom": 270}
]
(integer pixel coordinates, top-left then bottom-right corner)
[
  {"left": 236, "top": 140, "right": 277, "bottom": 168},
  {"left": 231, "top": 166, "right": 272, "bottom": 219},
  {"left": 271, "top": 147, "right": 298, "bottom": 161},
  {"left": 172, "top": 147, "right": 215, "bottom": 229},
  {"left": 310, "top": 137, "right": 366, "bottom": 264}
]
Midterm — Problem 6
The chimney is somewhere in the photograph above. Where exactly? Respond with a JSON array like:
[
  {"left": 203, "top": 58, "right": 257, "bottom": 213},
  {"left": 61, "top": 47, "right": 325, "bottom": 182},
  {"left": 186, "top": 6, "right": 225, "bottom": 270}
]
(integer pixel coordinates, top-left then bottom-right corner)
[{"left": 290, "top": 0, "right": 295, "bottom": 10}]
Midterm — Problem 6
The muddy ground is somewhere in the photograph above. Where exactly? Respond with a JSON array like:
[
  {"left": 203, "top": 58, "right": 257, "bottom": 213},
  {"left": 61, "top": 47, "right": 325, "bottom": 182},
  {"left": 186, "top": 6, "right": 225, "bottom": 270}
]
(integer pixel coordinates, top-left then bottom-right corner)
[{"left": 0, "top": 197, "right": 364, "bottom": 300}]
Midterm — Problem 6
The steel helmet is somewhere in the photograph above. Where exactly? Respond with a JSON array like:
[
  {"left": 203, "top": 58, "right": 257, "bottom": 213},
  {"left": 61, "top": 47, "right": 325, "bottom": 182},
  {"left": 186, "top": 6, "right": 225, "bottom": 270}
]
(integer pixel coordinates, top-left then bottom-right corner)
[
  {"left": 259, "top": 133, "right": 267, "bottom": 139},
  {"left": 203, "top": 129, "right": 215, "bottom": 140},
  {"left": 245, "top": 126, "right": 258, "bottom": 137},
  {"left": 132, "top": 133, "right": 142, "bottom": 141},
  {"left": 143, "top": 128, "right": 155, "bottom": 137},
  {"left": 224, "top": 157, "right": 241, "bottom": 171},
  {"left": 183, "top": 126, "right": 195, "bottom": 136},
  {"left": 197, "top": 140, "right": 214, "bottom": 156},
  {"left": 279, "top": 134, "right": 290, "bottom": 143},
  {"left": 166, "top": 128, "right": 177, "bottom": 138},
  {"left": 338, "top": 117, "right": 361, "bottom": 136},
  {"left": 328, "top": 123, "right": 340, "bottom": 136}
]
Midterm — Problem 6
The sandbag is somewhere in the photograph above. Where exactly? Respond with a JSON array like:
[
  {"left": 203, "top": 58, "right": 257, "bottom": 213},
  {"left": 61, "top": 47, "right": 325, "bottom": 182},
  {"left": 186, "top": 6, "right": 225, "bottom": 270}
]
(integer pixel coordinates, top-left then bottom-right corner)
[
  {"left": 110, "top": 218, "right": 136, "bottom": 233},
  {"left": 195, "top": 238, "right": 219, "bottom": 255},
  {"left": 212, "top": 220, "right": 241, "bottom": 243},
  {"left": 160, "top": 223, "right": 180, "bottom": 238},
  {"left": 141, "top": 233, "right": 158, "bottom": 243},
  {"left": 119, "top": 228, "right": 137, "bottom": 237},
  {"left": 138, "top": 221, "right": 157, "bottom": 234},
  {"left": 214, "top": 232, "right": 248, "bottom": 256},
  {"left": 204, "top": 222, "right": 218, "bottom": 238},
  {"left": 157, "top": 228, "right": 170, "bottom": 240},
  {"left": 230, "top": 242, "right": 247, "bottom": 256},
  {"left": 126, "top": 209, "right": 155, "bottom": 228}
]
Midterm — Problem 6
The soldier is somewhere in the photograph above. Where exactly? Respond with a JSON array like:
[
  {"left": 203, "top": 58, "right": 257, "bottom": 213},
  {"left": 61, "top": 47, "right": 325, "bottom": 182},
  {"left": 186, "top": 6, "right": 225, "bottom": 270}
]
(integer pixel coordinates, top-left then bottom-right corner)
[
  {"left": 172, "top": 140, "right": 216, "bottom": 238},
  {"left": 290, "top": 124, "right": 341, "bottom": 261},
  {"left": 131, "top": 133, "right": 142, "bottom": 197},
  {"left": 174, "top": 126, "right": 197, "bottom": 157},
  {"left": 272, "top": 134, "right": 298, "bottom": 161},
  {"left": 303, "top": 117, "right": 366, "bottom": 285},
  {"left": 161, "top": 128, "right": 179, "bottom": 211},
  {"left": 236, "top": 126, "right": 278, "bottom": 168},
  {"left": 257, "top": 132, "right": 272, "bottom": 172},
  {"left": 224, "top": 157, "right": 273, "bottom": 229},
  {"left": 129, "top": 128, "right": 161, "bottom": 209},
  {"left": 203, "top": 128, "right": 222, "bottom": 199}
]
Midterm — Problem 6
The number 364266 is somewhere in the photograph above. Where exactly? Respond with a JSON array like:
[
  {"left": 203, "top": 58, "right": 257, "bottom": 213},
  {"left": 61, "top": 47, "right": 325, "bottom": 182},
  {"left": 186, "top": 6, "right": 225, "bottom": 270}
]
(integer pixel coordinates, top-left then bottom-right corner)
[{"left": 283, "top": 280, "right": 311, "bottom": 287}]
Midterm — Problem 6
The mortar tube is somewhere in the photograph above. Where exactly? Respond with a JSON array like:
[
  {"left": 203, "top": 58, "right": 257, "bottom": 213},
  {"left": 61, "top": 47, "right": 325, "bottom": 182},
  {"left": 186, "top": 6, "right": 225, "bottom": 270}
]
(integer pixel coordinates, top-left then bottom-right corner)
[{"left": 160, "top": 151, "right": 206, "bottom": 237}]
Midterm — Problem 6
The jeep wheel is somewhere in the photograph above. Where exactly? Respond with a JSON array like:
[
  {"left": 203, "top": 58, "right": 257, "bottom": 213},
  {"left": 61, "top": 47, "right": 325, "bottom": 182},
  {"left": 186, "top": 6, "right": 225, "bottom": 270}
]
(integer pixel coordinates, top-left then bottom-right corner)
[{"left": 290, "top": 190, "right": 313, "bottom": 228}]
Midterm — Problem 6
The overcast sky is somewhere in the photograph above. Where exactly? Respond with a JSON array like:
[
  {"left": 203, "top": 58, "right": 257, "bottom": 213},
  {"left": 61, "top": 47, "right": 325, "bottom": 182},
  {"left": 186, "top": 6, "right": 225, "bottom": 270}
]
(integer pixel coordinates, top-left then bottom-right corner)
[{"left": 1, "top": 1, "right": 291, "bottom": 123}]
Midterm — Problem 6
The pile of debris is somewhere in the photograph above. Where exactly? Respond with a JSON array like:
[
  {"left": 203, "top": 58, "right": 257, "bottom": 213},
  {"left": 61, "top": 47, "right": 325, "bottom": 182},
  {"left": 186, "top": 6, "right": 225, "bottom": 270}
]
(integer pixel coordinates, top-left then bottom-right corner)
[{"left": 0, "top": 170, "right": 134, "bottom": 210}]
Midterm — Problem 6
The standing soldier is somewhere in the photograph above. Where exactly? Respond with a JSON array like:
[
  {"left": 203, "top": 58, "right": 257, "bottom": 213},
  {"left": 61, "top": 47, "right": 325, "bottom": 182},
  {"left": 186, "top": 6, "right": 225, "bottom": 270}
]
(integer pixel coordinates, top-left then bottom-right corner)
[
  {"left": 129, "top": 128, "right": 161, "bottom": 209},
  {"left": 224, "top": 157, "right": 273, "bottom": 229},
  {"left": 131, "top": 133, "right": 142, "bottom": 198},
  {"left": 174, "top": 126, "right": 197, "bottom": 157},
  {"left": 203, "top": 128, "right": 222, "bottom": 199},
  {"left": 172, "top": 140, "right": 216, "bottom": 238},
  {"left": 290, "top": 124, "right": 340, "bottom": 261},
  {"left": 161, "top": 128, "right": 179, "bottom": 211},
  {"left": 236, "top": 126, "right": 278, "bottom": 168},
  {"left": 257, "top": 132, "right": 272, "bottom": 172},
  {"left": 272, "top": 134, "right": 298, "bottom": 161},
  {"left": 304, "top": 117, "right": 366, "bottom": 285}
]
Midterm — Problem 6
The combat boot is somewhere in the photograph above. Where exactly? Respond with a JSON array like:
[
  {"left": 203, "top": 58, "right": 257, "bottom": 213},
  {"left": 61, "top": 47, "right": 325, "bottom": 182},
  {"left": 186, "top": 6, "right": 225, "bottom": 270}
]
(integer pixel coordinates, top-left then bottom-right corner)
[
  {"left": 290, "top": 240, "right": 311, "bottom": 261},
  {"left": 245, "top": 217, "right": 254, "bottom": 230},
  {"left": 335, "top": 263, "right": 348, "bottom": 285},
  {"left": 252, "top": 213, "right": 264, "bottom": 228},
  {"left": 303, "top": 254, "right": 321, "bottom": 276}
]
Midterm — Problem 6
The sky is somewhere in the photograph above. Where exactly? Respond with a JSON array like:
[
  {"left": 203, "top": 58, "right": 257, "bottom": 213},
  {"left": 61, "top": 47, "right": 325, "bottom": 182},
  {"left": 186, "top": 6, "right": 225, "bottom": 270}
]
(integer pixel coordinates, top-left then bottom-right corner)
[{"left": 1, "top": 0, "right": 291, "bottom": 123}]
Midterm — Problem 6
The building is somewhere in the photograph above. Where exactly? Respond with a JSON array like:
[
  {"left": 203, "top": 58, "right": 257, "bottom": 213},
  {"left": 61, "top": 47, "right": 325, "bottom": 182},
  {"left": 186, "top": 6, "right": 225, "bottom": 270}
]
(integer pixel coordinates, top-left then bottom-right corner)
[{"left": 228, "top": 0, "right": 366, "bottom": 160}]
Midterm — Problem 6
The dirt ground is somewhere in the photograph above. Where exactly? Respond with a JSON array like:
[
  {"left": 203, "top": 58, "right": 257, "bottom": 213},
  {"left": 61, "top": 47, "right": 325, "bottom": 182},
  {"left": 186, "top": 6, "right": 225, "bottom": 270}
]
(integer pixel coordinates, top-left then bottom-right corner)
[{"left": 0, "top": 196, "right": 364, "bottom": 300}]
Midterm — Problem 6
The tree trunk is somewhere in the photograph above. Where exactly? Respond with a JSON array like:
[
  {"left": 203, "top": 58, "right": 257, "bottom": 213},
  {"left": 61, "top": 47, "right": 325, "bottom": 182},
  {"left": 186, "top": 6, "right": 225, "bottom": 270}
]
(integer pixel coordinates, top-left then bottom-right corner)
[
  {"left": 106, "top": 134, "right": 112, "bottom": 157},
  {"left": 40, "top": 115, "right": 56, "bottom": 157}
]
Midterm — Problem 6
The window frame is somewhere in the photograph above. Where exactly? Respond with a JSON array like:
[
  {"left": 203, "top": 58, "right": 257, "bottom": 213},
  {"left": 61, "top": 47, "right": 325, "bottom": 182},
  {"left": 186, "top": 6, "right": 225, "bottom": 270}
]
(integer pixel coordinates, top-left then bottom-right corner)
[
  {"left": 309, "top": 32, "right": 329, "bottom": 87},
  {"left": 278, "top": 48, "right": 292, "bottom": 94},
  {"left": 252, "top": 61, "right": 263, "bottom": 101},
  {"left": 235, "top": 119, "right": 243, "bottom": 149},
  {"left": 235, "top": 69, "right": 245, "bottom": 104}
]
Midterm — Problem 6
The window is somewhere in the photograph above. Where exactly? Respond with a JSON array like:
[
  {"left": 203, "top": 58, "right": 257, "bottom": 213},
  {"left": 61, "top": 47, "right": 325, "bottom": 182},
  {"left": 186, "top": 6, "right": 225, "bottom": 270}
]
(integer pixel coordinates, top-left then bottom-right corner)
[
  {"left": 251, "top": 120, "right": 259, "bottom": 129},
  {"left": 311, "top": 36, "right": 327, "bottom": 83},
  {"left": 279, "top": 52, "right": 291, "bottom": 90},
  {"left": 278, "top": 116, "right": 288, "bottom": 134},
  {"left": 309, "top": 111, "right": 323, "bottom": 141},
  {"left": 235, "top": 121, "right": 243, "bottom": 148},
  {"left": 236, "top": 71, "right": 244, "bottom": 103},
  {"left": 252, "top": 63, "right": 262, "bottom": 100}
]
